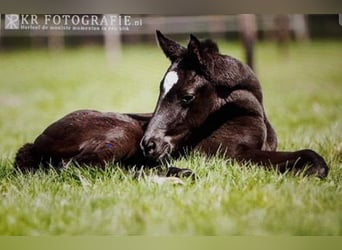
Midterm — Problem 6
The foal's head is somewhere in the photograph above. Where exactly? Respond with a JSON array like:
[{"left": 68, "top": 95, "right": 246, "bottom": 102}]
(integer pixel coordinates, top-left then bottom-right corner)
[{"left": 140, "top": 31, "right": 246, "bottom": 160}]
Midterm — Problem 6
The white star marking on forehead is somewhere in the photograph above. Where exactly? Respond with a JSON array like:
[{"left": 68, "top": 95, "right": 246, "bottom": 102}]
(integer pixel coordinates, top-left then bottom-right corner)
[{"left": 163, "top": 71, "right": 178, "bottom": 96}]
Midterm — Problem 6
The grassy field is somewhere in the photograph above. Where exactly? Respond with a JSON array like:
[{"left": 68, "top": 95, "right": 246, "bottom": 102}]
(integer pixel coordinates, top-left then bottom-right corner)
[{"left": 0, "top": 40, "right": 341, "bottom": 235}]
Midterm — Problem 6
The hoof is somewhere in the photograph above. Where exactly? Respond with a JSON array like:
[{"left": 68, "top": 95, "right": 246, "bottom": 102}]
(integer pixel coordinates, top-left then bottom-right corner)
[
  {"left": 300, "top": 149, "right": 329, "bottom": 179},
  {"left": 303, "top": 165, "right": 329, "bottom": 179},
  {"left": 166, "top": 166, "right": 197, "bottom": 180}
]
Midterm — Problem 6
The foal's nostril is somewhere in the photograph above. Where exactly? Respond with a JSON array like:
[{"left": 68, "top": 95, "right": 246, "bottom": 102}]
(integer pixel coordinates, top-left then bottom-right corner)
[
  {"left": 142, "top": 138, "right": 156, "bottom": 156},
  {"left": 146, "top": 140, "right": 156, "bottom": 151}
]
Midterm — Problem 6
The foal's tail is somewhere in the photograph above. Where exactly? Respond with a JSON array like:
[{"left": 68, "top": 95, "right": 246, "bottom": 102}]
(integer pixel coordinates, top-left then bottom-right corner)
[{"left": 14, "top": 143, "right": 40, "bottom": 172}]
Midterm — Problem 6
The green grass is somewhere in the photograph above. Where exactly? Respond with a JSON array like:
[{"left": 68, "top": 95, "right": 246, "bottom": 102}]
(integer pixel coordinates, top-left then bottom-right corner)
[{"left": 0, "top": 40, "right": 341, "bottom": 235}]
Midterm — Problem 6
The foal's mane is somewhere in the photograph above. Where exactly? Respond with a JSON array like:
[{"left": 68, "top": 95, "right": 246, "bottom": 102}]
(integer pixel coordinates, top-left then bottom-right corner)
[{"left": 200, "top": 39, "right": 219, "bottom": 54}]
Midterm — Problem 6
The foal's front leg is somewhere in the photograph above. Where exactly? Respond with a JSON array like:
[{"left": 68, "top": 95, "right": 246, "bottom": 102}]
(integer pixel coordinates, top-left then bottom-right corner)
[{"left": 237, "top": 148, "right": 329, "bottom": 178}]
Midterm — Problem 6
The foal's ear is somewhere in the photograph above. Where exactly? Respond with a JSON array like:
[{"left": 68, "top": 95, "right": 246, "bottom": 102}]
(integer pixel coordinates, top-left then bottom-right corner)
[
  {"left": 156, "top": 30, "right": 185, "bottom": 62},
  {"left": 188, "top": 34, "right": 204, "bottom": 65}
]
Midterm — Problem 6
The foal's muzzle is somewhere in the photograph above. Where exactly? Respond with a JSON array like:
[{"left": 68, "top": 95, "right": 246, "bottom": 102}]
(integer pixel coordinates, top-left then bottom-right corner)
[{"left": 140, "top": 136, "right": 171, "bottom": 160}]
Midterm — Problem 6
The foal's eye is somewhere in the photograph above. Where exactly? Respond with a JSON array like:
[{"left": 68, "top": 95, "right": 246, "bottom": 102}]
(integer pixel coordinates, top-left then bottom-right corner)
[{"left": 181, "top": 94, "right": 195, "bottom": 105}]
